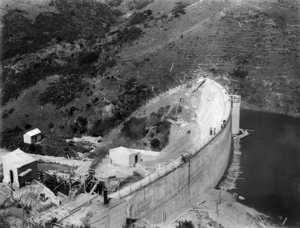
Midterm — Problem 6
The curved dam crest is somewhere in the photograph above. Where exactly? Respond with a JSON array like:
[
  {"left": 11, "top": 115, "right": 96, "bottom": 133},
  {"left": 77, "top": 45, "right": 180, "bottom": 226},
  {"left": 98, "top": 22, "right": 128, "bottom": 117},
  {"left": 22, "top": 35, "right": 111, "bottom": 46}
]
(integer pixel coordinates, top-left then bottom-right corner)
[{"left": 109, "top": 78, "right": 234, "bottom": 224}]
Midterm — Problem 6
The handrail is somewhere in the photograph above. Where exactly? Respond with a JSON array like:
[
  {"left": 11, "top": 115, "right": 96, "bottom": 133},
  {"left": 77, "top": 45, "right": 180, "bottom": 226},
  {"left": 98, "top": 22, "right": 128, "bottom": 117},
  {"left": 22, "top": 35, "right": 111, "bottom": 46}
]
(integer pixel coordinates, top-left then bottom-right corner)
[{"left": 109, "top": 84, "right": 232, "bottom": 199}]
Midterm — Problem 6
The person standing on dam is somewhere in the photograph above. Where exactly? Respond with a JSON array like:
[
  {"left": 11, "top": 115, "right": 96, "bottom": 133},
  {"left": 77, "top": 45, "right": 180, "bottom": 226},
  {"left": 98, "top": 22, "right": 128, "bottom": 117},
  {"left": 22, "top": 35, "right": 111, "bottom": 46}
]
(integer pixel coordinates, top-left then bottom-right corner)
[
  {"left": 210, "top": 127, "right": 213, "bottom": 135},
  {"left": 181, "top": 155, "right": 186, "bottom": 163}
]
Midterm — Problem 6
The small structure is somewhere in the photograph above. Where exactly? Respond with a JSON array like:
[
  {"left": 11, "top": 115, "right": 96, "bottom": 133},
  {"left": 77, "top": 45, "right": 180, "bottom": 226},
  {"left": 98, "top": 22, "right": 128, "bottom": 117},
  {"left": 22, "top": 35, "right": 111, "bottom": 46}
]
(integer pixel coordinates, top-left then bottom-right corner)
[
  {"left": 109, "top": 147, "right": 141, "bottom": 167},
  {"left": 2, "top": 148, "right": 38, "bottom": 188},
  {"left": 231, "top": 95, "right": 241, "bottom": 135},
  {"left": 23, "top": 128, "right": 42, "bottom": 144}
]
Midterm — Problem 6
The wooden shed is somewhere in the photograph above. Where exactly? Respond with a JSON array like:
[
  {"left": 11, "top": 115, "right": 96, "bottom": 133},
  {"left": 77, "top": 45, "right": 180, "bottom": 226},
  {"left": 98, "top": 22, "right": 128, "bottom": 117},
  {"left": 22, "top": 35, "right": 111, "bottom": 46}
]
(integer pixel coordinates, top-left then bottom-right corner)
[
  {"left": 23, "top": 128, "right": 42, "bottom": 144},
  {"left": 109, "top": 147, "right": 141, "bottom": 167}
]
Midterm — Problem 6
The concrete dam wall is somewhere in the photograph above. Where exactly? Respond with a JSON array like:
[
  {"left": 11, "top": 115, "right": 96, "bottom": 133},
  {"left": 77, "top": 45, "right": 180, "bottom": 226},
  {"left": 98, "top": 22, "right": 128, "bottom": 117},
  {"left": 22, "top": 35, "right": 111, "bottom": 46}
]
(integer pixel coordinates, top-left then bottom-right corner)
[
  {"left": 108, "top": 79, "right": 233, "bottom": 225},
  {"left": 126, "top": 118, "right": 231, "bottom": 223}
]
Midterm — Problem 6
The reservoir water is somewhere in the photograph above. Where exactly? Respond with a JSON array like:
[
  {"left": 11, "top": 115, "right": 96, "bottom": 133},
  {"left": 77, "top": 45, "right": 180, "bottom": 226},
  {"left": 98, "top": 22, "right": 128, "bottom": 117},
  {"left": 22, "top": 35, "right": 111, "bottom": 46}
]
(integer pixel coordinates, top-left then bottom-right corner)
[{"left": 235, "top": 109, "right": 300, "bottom": 226}]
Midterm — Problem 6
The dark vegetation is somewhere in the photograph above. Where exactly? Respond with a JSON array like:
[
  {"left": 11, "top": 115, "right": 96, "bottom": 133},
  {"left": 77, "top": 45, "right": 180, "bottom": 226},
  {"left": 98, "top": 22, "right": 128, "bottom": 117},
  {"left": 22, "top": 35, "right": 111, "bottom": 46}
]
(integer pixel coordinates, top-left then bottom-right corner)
[
  {"left": 90, "top": 116, "right": 120, "bottom": 137},
  {"left": 1, "top": 108, "right": 14, "bottom": 119},
  {"left": 172, "top": 2, "right": 188, "bottom": 16},
  {"left": 2, "top": 0, "right": 118, "bottom": 60},
  {"left": 111, "top": 26, "right": 144, "bottom": 45},
  {"left": 118, "top": 104, "right": 182, "bottom": 151},
  {"left": 229, "top": 56, "right": 250, "bottom": 78},
  {"left": 147, "top": 119, "right": 171, "bottom": 151},
  {"left": 48, "top": 122, "right": 54, "bottom": 129},
  {"left": 127, "top": 0, "right": 154, "bottom": 10},
  {"left": 96, "top": 59, "right": 117, "bottom": 76},
  {"left": 2, "top": 3, "right": 143, "bottom": 106},
  {"left": 24, "top": 123, "right": 32, "bottom": 129},
  {"left": 2, "top": 65, "right": 62, "bottom": 105},
  {"left": 79, "top": 52, "right": 99, "bottom": 65},
  {"left": 129, "top": 10, "right": 153, "bottom": 26},
  {"left": 70, "top": 116, "right": 88, "bottom": 134},
  {"left": 90, "top": 78, "right": 152, "bottom": 137},
  {"left": 1, "top": 0, "right": 121, "bottom": 105},
  {"left": 0, "top": 127, "right": 23, "bottom": 149},
  {"left": 144, "top": 105, "right": 179, "bottom": 151},
  {"left": 0, "top": 211, "right": 10, "bottom": 228},
  {"left": 176, "top": 220, "right": 195, "bottom": 228},
  {"left": 19, "top": 138, "right": 89, "bottom": 158},
  {"left": 39, "top": 75, "right": 88, "bottom": 108},
  {"left": 229, "top": 67, "right": 249, "bottom": 78},
  {"left": 121, "top": 117, "right": 148, "bottom": 140}
]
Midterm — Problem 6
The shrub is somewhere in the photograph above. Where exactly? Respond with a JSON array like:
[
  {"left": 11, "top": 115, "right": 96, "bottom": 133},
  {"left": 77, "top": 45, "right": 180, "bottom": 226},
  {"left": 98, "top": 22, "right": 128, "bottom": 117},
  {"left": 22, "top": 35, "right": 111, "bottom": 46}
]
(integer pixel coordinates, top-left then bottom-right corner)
[
  {"left": 176, "top": 220, "right": 195, "bottom": 228},
  {"left": 24, "top": 123, "right": 32, "bottom": 129},
  {"left": 0, "top": 127, "right": 23, "bottom": 149},
  {"left": 129, "top": 10, "right": 152, "bottom": 26},
  {"left": 70, "top": 116, "right": 88, "bottom": 134},
  {"left": 89, "top": 78, "right": 152, "bottom": 137},
  {"left": 172, "top": 2, "right": 187, "bottom": 16},
  {"left": 0, "top": 210, "right": 10, "bottom": 228},
  {"left": 117, "top": 27, "right": 143, "bottom": 43},
  {"left": 79, "top": 52, "right": 99, "bottom": 65},
  {"left": 229, "top": 67, "right": 249, "bottom": 78},
  {"left": 48, "top": 122, "right": 54, "bottom": 129},
  {"left": 39, "top": 75, "right": 88, "bottom": 108}
]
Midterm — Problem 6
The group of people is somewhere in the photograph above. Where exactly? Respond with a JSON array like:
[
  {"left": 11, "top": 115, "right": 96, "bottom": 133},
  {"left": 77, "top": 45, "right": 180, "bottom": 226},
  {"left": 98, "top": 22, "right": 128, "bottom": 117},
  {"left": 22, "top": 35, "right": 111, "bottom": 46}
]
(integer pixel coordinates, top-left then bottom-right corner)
[
  {"left": 210, "top": 127, "right": 216, "bottom": 136},
  {"left": 209, "top": 120, "right": 227, "bottom": 136}
]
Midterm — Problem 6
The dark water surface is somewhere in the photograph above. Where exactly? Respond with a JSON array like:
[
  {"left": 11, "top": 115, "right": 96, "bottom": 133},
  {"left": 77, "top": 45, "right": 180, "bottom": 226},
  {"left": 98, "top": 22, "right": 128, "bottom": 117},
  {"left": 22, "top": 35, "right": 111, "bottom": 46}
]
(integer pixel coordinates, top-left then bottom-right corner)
[{"left": 236, "top": 109, "right": 300, "bottom": 226}]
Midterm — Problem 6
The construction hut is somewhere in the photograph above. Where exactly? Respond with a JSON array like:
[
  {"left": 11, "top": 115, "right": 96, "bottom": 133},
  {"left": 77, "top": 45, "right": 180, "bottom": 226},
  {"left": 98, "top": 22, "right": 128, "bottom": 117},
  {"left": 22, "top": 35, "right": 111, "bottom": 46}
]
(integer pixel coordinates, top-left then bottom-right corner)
[
  {"left": 2, "top": 148, "right": 38, "bottom": 188},
  {"left": 23, "top": 128, "right": 42, "bottom": 144},
  {"left": 109, "top": 147, "right": 141, "bottom": 167}
]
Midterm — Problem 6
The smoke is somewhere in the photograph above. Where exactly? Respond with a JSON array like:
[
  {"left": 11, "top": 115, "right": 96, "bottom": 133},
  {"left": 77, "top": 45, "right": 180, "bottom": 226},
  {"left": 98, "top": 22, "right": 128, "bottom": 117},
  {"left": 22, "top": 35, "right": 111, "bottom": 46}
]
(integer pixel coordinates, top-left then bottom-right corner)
[{"left": 89, "top": 126, "right": 142, "bottom": 170}]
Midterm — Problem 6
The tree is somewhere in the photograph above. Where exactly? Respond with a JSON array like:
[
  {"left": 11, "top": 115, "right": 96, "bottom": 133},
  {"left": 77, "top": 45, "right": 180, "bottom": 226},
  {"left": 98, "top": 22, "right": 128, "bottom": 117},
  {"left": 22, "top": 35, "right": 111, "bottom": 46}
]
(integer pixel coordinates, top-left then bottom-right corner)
[{"left": 175, "top": 220, "right": 195, "bottom": 228}]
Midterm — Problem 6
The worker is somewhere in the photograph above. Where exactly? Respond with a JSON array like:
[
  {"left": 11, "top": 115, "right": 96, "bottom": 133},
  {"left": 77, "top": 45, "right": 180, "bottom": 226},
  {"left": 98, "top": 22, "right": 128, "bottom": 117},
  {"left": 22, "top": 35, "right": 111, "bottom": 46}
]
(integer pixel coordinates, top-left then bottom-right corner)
[
  {"left": 210, "top": 127, "right": 213, "bottom": 135},
  {"left": 214, "top": 128, "right": 216, "bottom": 135},
  {"left": 181, "top": 155, "right": 186, "bottom": 163},
  {"left": 40, "top": 170, "right": 44, "bottom": 183}
]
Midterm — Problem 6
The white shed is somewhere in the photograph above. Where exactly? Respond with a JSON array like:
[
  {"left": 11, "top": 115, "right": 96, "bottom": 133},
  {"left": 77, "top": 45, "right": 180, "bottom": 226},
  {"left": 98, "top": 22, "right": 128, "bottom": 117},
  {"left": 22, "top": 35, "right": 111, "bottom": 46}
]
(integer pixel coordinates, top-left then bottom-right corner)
[
  {"left": 109, "top": 147, "right": 141, "bottom": 167},
  {"left": 2, "top": 148, "right": 38, "bottom": 188},
  {"left": 23, "top": 128, "right": 42, "bottom": 144}
]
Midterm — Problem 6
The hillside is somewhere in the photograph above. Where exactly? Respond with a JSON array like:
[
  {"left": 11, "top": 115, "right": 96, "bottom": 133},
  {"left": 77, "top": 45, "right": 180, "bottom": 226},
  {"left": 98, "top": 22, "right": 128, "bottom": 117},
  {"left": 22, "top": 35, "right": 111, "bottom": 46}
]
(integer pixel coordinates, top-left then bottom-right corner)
[{"left": 1, "top": 0, "right": 300, "bottom": 150}]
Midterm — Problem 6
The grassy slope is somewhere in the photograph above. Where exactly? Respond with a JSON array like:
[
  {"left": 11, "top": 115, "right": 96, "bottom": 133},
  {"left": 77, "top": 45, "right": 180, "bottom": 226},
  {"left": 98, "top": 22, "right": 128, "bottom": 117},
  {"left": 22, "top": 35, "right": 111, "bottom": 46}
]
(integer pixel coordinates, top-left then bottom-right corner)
[{"left": 1, "top": 0, "right": 300, "bottom": 149}]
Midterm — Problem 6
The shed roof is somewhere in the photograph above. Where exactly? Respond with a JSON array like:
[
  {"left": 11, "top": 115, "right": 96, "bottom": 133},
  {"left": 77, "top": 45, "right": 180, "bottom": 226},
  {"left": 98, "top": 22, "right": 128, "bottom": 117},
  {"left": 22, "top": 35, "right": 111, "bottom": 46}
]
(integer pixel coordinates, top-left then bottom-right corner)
[
  {"left": 24, "top": 128, "right": 41, "bottom": 137},
  {"left": 110, "top": 147, "right": 140, "bottom": 155},
  {"left": 2, "top": 148, "right": 36, "bottom": 168}
]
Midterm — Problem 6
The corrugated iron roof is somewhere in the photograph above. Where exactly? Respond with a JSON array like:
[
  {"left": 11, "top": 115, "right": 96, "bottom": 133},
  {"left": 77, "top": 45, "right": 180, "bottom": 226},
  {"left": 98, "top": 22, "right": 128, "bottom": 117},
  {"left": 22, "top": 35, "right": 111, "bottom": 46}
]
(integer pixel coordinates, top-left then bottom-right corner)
[
  {"left": 24, "top": 128, "right": 41, "bottom": 137},
  {"left": 2, "top": 148, "right": 36, "bottom": 168}
]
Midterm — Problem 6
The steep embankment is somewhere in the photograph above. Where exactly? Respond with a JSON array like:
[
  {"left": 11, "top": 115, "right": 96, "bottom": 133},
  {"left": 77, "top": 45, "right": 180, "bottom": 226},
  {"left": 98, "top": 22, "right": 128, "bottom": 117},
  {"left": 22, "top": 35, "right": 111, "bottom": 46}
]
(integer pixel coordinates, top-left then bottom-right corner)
[{"left": 1, "top": 0, "right": 299, "bottom": 150}]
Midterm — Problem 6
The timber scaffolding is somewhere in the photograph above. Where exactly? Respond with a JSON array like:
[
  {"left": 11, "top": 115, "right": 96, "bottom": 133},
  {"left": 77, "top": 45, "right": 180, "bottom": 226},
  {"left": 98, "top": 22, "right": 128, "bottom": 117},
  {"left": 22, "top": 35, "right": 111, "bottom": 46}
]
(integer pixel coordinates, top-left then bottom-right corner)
[
  {"left": 219, "top": 129, "right": 251, "bottom": 191},
  {"left": 42, "top": 168, "right": 120, "bottom": 198}
]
